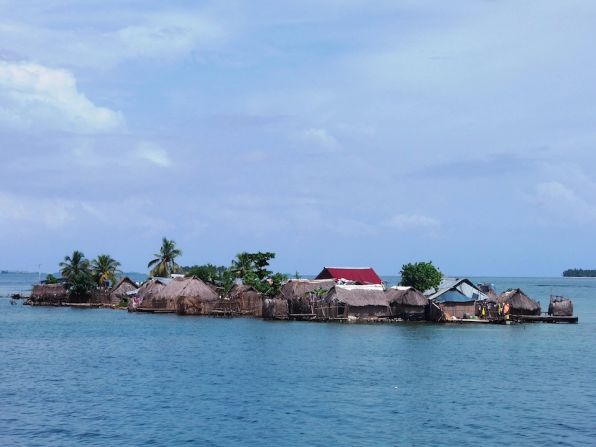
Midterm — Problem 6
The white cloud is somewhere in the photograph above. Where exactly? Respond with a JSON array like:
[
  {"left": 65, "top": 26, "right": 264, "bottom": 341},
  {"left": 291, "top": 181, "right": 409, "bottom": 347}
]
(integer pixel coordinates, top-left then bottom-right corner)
[
  {"left": 385, "top": 213, "right": 441, "bottom": 231},
  {"left": 0, "top": 11, "right": 227, "bottom": 69},
  {"left": 0, "top": 60, "right": 123, "bottom": 132},
  {"left": 116, "top": 13, "right": 225, "bottom": 60},
  {"left": 533, "top": 181, "right": 596, "bottom": 225},
  {"left": 299, "top": 127, "right": 340, "bottom": 151},
  {"left": 67, "top": 141, "right": 172, "bottom": 168},
  {"left": 0, "top": 192, "right": 74, "bottom": 229},
  {"left": 134, "top": 142, "right": 172, "bottom": 167},
  {"left": 0, "top": 191, "right": 169, "bottom": 233}
]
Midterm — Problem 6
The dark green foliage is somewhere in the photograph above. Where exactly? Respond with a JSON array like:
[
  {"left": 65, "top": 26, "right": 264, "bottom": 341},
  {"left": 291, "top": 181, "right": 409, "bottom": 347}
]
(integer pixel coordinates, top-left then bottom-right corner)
[
  {"left": 231, "top": 252, "right": 275, "bottom": 280},
  {"left": 563, "top": 268, "right": 596, "bottom": 277},
  {"left": 117, "top": 297, "right": 129, "bottom": 308},
  {"left": 399, "top": 261, "right": 442, "bottom": 292},
  {"left": 59, "top": 250, "right": 96, "bottom": 297},
  {"left": 147, "top": 237, "right": 182, "bottom": 277},
  {"left": 242, "top": 271, "right": 288, "bottom": 297},
  {"left": 184, "top": 264, "right": 227, "bottom": 283},
  {"left": 68, "top": 270, "right": 96, "bottom": 298},
  {"left": 230, "top": 252, "right": 286, "bottom": 297},
  {"left": 183, "top": 264, "right": 236, "bottom": 296},
  {"left": 59, "top": 250, "right": 90, "bottom": 280},
  {"left": 91, "top": 254, "right": 122, "bottom": 286},
  {"left": 44, "top": 274, "right": 58, "bottom": 284},
  {"left": 220, "top": 269, "right": 236, "bottom": 296}
]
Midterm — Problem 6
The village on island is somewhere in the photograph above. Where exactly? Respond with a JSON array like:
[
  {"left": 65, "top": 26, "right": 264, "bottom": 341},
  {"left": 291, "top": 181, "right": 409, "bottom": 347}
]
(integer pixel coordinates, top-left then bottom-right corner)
[{"left": 21, "top": 238, "right": 578, "bottom": 324}]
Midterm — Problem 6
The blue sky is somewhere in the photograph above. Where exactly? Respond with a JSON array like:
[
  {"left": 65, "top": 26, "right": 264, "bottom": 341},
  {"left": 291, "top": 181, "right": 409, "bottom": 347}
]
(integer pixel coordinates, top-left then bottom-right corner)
[{"left": 1, "top": 0, "right": 596, "bottom": 276}]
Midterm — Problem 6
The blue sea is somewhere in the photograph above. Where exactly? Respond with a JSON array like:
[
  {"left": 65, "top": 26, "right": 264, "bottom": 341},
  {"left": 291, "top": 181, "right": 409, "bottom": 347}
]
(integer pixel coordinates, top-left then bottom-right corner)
[{"left": 1, "top": 273, "right": 595, "bottom": 446}]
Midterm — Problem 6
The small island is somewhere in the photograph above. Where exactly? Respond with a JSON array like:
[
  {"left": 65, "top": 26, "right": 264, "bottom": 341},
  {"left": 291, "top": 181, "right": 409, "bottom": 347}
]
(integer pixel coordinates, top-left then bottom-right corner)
[{"left": 563, "top": 269, "right": 596, "bottom": 277}]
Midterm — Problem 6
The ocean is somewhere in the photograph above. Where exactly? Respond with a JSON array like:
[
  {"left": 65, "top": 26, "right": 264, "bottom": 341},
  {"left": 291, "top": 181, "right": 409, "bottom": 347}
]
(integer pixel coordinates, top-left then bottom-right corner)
[{"left": 1, "top": 273, "right": 595, "bottom": 446}]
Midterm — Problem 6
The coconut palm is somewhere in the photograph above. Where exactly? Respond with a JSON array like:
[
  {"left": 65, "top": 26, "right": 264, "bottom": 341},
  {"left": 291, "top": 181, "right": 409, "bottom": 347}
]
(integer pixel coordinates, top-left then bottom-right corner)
[
  {"left": 91, "top": 254, "right": 122, "bottom": 287},
  {"left": 59, "top": 250, "right": 91, "bottom": 282},
  {"left": 147, "top": 237, "right": 182, "bottom": 277},
  {"left": 60, "top": 250, "right": 95, "bottom": 297},
  {"left": 230, "top": 252, "right": 254, "bottom": 279}
]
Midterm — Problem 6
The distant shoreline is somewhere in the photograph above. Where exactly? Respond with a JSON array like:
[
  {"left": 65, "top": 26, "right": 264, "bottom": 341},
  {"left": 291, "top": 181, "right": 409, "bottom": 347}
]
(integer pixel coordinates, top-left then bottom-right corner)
[{"left": 562, "top": 269, "right": 596, "bottom": 278}]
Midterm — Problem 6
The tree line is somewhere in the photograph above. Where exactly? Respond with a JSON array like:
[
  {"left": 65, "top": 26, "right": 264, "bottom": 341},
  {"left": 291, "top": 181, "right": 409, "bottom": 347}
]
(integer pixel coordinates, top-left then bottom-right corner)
[
  {"left": 563, "top": 268, "right": 596, "bottom": 277},
  {"left": 54, "top": 237, "right": 288, "bottom": 298}
]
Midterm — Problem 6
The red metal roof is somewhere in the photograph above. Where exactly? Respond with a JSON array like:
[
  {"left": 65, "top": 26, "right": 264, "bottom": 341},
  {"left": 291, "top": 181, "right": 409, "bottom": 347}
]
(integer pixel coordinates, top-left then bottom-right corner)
[{"left": 315, "top": 267, "right": 383, "bottom": 285}]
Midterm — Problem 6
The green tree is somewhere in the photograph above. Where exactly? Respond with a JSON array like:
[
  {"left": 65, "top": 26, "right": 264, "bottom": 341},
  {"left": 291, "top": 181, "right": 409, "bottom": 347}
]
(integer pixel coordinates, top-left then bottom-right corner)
[
  {"left": 251, "top": 252, "right": 275, "bottom": 280},
  {"left": 267, "top": 272, "right": 287, "bottom": 297},
  {"left": 399, "top": 261, "right": 442, "bottom": 292},
  {"left": 230, "top": 252, "right": 254, "bottom": 279},
  {"left": 147, "top": 237, "right": 182, "bottom": 277},
  {"left": 230, "top": 252, "right": 276, "bottom": 280},
  {"left": 91, "top": 254, "right": 122, "bottom": 286},
  {"left": 44, "top": 274, "right": 58, "bottom": 284},
  {"left": 69, "top": 271, "right": 97, "bottom": 297},
  {"left": 229, "top": 251, "right": 286, "bottom": 297},
  {"left": 185, "top": 264, "right": 226, "bottom": 284},
  {"left": 59, "top": 250, "right": 95, "bottom": 297},
  {"left": 242, "top": 271, "right": 288, "bottom": 297},
  {"left": 59, "top": 250, "right": 91, "bottom": 281},
  {"left": 220, "top": 269, "right": 236, "bottom": 296}
]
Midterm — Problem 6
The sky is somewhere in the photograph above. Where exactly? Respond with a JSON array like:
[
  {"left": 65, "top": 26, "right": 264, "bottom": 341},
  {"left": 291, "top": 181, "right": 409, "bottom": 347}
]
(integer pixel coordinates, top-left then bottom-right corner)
[{"left": 1, "top": 0, "right": 596, "bottom": 276}]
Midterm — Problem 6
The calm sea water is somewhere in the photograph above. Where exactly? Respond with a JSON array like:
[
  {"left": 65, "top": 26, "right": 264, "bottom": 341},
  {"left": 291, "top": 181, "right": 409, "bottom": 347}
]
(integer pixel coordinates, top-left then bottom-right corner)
[{"left": 1, "top": 273, "right": 595, "bottom": 446}]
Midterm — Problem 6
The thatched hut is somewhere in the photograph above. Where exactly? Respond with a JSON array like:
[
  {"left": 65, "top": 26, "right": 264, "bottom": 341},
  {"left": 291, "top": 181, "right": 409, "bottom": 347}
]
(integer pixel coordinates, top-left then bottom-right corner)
[
  {"left": 317, "top": 285, "right": 389, "bottom": 320},
  {"left": 110, "top": 277, "right": 138, "bottom": 305},
  {"left": 548, "top": 296, "right": 573, "bottom": 316},
  {"left": 262, "top": 298, "right": 289, "bottom": 319},
  {"left": 130, "top": 278, "right": 169, "bottom": 310},
  {"left": 497, "top": 289, "right": 541, "bottom": 316},
  {"left": 226, "top": 284, "right": 263, "bottom": 316},
  {"left": 280, "top": 279, "right": 335, "bottom": 315},
  {"left": 386, "top": 288, "right": 429, "bottom": 320},
  {"left": 144, "top": 277, "right": 219, "bottom": 315},
  {"left": 29, "top": 283, "right": 68, "bottom": 305}
]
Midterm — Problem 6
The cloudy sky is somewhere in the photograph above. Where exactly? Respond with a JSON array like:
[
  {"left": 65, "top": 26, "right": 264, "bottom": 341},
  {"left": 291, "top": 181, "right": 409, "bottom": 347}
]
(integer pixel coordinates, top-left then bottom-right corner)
[{"left": 1, "top": 0, "right": 595, "bottom": 276}]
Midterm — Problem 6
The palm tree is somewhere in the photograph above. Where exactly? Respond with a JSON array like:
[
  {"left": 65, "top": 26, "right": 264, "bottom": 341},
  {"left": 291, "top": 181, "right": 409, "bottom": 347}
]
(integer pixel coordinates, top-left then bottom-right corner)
[
  {"left": 230, "top": 252, "right": 254, "bottom": 279},
  {"left": 91, "top": 254, "right": 122, "bottom": 287},
  {"left": 147, "top": 237, "right": 182, "bottom": 277},
  {"left": 59, "top": 250, "right": 91, "bottom": 282},
  {"left": 60, "top": 250, "right": 95, "bottom": 297}
]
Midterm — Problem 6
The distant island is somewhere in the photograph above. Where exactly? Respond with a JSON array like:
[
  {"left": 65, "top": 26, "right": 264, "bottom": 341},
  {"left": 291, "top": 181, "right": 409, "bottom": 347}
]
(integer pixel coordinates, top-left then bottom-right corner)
[{"left": 563, "top": 269, "right": 596, "bottom": 277}]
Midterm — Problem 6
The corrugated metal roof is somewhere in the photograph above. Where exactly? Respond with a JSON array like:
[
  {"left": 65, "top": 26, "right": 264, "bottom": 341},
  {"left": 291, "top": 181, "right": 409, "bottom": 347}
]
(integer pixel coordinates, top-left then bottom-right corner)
[
  {"left": 427, "top": 278, "right": 487, "bottom": 302},
  {"left": 315, "top": 267, "right": 383, "bottom": 285}
]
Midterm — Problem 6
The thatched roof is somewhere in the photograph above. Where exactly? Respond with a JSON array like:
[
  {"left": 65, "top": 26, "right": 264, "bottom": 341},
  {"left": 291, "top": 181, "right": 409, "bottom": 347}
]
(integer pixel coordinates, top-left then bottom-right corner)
[
  {"left": 137, "top": 278, "right": 167, "bottom": 301},
  {"left": 325, "top": 285, "right": 388, "bottom": 307},
  {"left": 31, "top": 283, "right": 68, "bottom": 299},
  {"left": 280, "top": 279, "right": 336, "bottom": 300},
  {"left": 228, "top": 284, "right": 260, "bottom": 299},
  {"left": 157, "top": 277, "right": 219, "bottom": 302},
  {"left": 111, "top": 277, "right": 137, "bottom": 296},
  {"left": 386, "top": 288, "right": 429, "bottom": 307},
  {"left": 497, "top": 288, "right": 540, "bottom": 313},
  {"left": 548, "top": 296, "right": 573, "bottom": 316}
]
